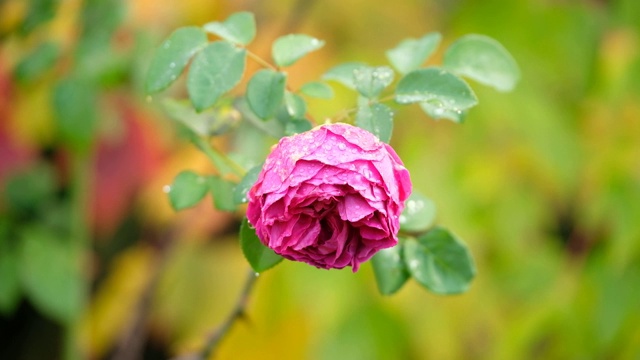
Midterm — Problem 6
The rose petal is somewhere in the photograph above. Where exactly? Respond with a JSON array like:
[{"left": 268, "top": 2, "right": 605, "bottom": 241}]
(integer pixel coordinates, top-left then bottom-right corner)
[{"left": 246, "top": 123, "right": 412, "bottom": 271}]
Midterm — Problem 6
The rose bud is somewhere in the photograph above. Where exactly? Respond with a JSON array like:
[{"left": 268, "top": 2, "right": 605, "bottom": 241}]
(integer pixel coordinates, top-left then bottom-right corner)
[{"left": 246, "top": 123, "right": 412, "bottom": 271}]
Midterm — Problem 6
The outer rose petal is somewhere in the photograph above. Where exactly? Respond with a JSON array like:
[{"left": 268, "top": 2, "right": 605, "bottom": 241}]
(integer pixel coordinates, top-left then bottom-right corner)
[{"left": 246, "top": 123, "right": 412, "bottom": 271}]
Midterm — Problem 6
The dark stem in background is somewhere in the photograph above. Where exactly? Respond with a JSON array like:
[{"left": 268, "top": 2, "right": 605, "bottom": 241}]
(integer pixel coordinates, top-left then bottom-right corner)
[{"left": 111, "top": 227, "right": 177, "bottom": 360}]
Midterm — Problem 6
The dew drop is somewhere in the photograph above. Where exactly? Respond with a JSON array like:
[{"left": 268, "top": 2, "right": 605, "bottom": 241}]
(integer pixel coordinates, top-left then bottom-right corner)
[
  {"left": 169, "top": 62, "right": 176, "bottom": 68},
  {"left": 338, "top": 143, "right": 346, "bottom": 151},
  {"left": 162, "top": 185, "right": 171, "bottom": 193},
  {"left": 163, "top": 41, "right": 171, "bottom": 49}
]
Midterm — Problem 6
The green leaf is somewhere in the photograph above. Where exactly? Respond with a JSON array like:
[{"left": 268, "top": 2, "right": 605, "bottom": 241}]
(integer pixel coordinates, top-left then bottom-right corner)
[
  {"left": 233, "top": 165, "right": 262, "bottom": 205},
  {"left": 386, "top": 33, "right": 441, "bottom": 74},
  {"left": 0, "top": 231, "right": 20, "bottom": 314},
  {"left": 168, "top": 170, "right": 209, "bottom": 210},
  {"left": 240, "top": 218, "right": 283, "bottom": 272},
  {"left": 187, "top": 41, "right": 246, "bottom": 112},
  {"left": 399, "top": 191, "right": 436, "bottom": 233},
  {"left": 322, "top": 62, "right": 366, "bottom": 89},
  {"left": 203, "top": 11, "right": 256, "bottom": 45},
  {"left": 246, "top": 69, "right": 287, "bottom": 119},
  {"left": 395, "top": 68, "right": 478, "bottom": 113},
  {"left": 371, "top": 242, "right": 410, "bottom": 295},
  {"left": 299, "top": 81, "right": 334, "bottom": 99},
  {"left": 419, "top": 103, "right": 467, "bottom": 123},
  {"left": 145, "top": 26, "right": 208, "bottom": 94},
  {"left": 19, "top": 227, "right": 83, "bottom": 323},
  {"left": 403, "top": 228, "right": 476, "bottom": 295},
  {"left": 13, "top": 41, "right": 60, "bottom": 84},
  {"left": 208, "top": 176, "right": 236, "bottom": 211},
  {"left": 284, "top": 118, "right": 313, "bottom": 136},
  {"left": 443, "top": 34, "right": 520, "bottom": 92},
  {"left": 284, "top": 92, "right": 307, "bottom": 118},
  {"left": 53, "top": 77, "right": 98, "bottom": 153},
  {"left": 272, "top": 34, "right": 325, "bottom": 67},
  {"left": 353, "top": 66, "right": 395, "bottom": 99},
  {"left": 355, "top": 102, "right": 394, "bottom": 143},
  {"left": 163, "top": 98, "right": 240, "bottom": 137}
]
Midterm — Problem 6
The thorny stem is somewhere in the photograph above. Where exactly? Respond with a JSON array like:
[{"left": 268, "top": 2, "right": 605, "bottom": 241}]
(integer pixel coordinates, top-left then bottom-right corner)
[{"left": 172, "top": 269, "right": 259, "bottom": 360}]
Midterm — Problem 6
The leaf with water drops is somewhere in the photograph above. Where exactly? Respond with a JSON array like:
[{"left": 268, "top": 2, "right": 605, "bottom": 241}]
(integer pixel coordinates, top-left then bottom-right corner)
[
  {"left": 187, "top": 41, "right": 246, "bottom": 112},
  {"left": 203, "top": 11, "right": 256, "bottom": 45},
  {"left": 444, "top": 34, "right": 520, "bottom": 92},
  {"left": 403, "top": 228, "right": 476, "bottom": 295},
  {"left": 168, "top": 170, "right": 209, "bottom": 210},
  {"left": 233, "top": 165, "right": 262, "bottom": 205},
  {"left": 145, "top": 26, "right": 207, "bottom": 94},
  {"left": 284, "top": 91, "right": 307, "bottom": 118},
  {"left": 386, "top": 32, "right": 441, "bottom": 74},
  {"left": 272, "top": 34, "right": 324, "bottom": 67},
  {"left": 322, "top": 62, "right": 367, "bottom": 89},
  {"left": 395, "top": 68, "right": 478, "bottom": 113},
  {"left": 399, "top": 191, "right": 436, "bottom": 233},
  {"left": 371, "top": 241, "right": 410, "bottom": 295},
  {"left": 208, "top": 176, "right": 236, "bottom": 211},
  {"left": 299, "top": 81, "right": 334, "bottom": 99},
  {"left": 353, "top": 66, "right": 395, "bottom": 99},
  {"left": 240, "top": 218, "right": 283, "bottom": 273},
  {"left": 246, "top": 69, "right": 287, "bottom": 120},
  {"left": 355, "top": 102, "right": 394, "bottom": 143},
  {"left": 420, "top": 102, "right": 467, "bottom": 123}
]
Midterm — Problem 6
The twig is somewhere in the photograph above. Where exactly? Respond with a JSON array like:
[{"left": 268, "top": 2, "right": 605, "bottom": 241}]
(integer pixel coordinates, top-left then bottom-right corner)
[{"left": 172, "top": 269, "right": 259, "bottom": 360}]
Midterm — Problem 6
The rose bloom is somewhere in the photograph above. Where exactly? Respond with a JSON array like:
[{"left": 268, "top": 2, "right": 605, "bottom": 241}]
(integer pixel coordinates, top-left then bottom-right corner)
[{"left": 246, "top": 123, "right": 412, "bottom": 271}]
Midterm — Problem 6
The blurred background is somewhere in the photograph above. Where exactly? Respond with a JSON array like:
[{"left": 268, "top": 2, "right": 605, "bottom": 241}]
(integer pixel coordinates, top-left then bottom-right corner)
[{"left": 1, "top": 0, "right": 639, "bottom": 359}]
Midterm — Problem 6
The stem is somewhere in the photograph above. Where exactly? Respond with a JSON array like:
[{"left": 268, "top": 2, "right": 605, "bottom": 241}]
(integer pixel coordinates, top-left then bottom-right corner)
[
  {"left": 330, "top": 94, "right": 398, "bottom": 123},
  {"left": 189, "top": 134, "right": 246, "bottom": 178},
  {"left": 246, "top": 50, "right": 278, "bottom": 71},
  {"left": 171, "top": 269, "right": 259, "bottom": 360},
  {"left": 200, "top": 269, "right": 258, "bottom": 359}
]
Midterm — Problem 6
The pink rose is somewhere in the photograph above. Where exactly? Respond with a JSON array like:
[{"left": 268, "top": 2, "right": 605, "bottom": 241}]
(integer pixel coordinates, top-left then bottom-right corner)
[{"left": 246, "top": 123, "right": 412, "bottom": 271}]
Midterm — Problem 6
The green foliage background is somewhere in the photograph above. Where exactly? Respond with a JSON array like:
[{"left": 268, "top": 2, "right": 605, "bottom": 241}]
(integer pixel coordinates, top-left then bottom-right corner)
[{"left": 1, "top": 0, "right": 639, "bottom": 359}]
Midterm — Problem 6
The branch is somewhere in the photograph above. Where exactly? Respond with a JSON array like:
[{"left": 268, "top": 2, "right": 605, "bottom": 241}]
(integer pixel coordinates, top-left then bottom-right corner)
[{"left": 171, "top": 269, "right": 259, "bottom": 360}]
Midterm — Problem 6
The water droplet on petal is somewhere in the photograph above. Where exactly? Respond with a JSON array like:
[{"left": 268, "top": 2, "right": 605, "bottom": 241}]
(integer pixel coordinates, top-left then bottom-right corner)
[
  {"left": 338, "top": 143, "right": 346, "bottom": 151},
  {"left": 162, "top": 185, "right": 171, "bottom": 193}
]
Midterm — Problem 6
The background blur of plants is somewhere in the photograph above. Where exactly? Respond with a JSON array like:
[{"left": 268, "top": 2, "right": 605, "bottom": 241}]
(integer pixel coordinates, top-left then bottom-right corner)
[{"left": 1, "top": 0, "right": 639, "bottom": 359}]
